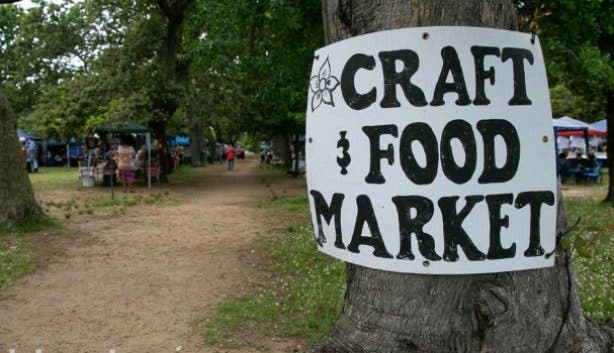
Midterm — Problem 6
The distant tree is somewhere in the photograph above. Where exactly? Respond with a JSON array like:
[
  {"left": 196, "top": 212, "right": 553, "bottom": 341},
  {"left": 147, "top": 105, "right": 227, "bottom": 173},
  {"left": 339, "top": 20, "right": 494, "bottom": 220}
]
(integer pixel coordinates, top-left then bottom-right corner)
[
  {"left": 549, "top": 83, "right": 604, "bottom": 120},
  {"left": 1, "top": 0, "right": 147, "bottom": 142},
  {"left": 185, "top": 0, "right": 323, "bottom": 158}
]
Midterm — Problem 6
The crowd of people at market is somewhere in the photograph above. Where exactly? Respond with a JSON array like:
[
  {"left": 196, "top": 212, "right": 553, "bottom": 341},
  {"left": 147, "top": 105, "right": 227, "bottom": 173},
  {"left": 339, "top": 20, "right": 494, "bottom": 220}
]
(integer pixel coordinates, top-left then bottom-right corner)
[
  {"left": 18, "top": 132, "right": 247, "bottom": 191},
  {"left": 557, "top": 147, "right": 607, "bottom": 183},
  {"left": 20, "top": 132, "right": 605, "bottom": 188},
  {"left": 76, "top": 134, "right": 181, "bottom": 192}
]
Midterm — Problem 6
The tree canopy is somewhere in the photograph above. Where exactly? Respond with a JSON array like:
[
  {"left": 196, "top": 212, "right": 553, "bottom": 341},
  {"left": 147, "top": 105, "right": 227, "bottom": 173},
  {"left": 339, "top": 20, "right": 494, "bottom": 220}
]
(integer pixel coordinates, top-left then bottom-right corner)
[
  {"left": 517, "top": 0, "right": 613, "bottom": 121},
  {"left": 1, "top": 0, "right": 323, "bottom": 146},
  {"left": 1, "top": 1, "right": 609, "bottom": 155}
]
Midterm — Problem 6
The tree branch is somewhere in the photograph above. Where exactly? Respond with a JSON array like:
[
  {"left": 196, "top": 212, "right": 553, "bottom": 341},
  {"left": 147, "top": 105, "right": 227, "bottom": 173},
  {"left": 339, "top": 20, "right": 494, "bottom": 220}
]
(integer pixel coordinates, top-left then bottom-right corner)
[
  {"left": 177, "top": 0, "right": 194, "bottom": 13},
  {"left": 0, "top": 0, "right": 21, "bottom": 4},
  {"left": 156, "top": 0, "right": 175, "bottom": 19}
]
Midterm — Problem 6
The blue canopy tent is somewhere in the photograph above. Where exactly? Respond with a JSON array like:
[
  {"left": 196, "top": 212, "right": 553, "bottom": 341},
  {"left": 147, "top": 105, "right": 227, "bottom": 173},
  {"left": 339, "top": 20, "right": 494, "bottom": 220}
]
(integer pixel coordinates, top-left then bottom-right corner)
[
  {"left": 165, "top": 136, "right": 190, "bottom": 146},
  {"left": 17, "top": 129, "right": 42, "bottom": 141},
  {"left": 590, "top": 119, "right": 607, "bottom": 132},
  {"left": 45, "top": 138, "right": 82, "bottom": 166}
]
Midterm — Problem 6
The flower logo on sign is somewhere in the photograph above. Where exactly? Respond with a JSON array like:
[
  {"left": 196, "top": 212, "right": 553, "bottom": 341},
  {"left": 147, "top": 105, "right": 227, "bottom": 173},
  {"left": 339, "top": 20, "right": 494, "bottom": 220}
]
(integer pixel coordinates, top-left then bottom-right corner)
[{"left": 309, "top": 57, "right": 340, "bottom": 111}]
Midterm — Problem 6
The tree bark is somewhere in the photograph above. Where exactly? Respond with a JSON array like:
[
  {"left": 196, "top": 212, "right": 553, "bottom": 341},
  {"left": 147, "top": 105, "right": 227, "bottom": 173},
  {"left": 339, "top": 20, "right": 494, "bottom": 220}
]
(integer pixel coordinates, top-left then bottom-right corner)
[
  {"left": 309, "top": 1, "right": 613, "bottom": 352},
  {"left": 604, "top": 90, "right": 613, "bottom": 203},
  {"left": 155, "top": 0, "right": 196, "bottom": 175},
  {"left": 0, "top": 87, "right": 43, "bottom": 229},
  {"left": 272, "top": 135, "right": 292, "bottom": 168},
  {"left": 187, "top": 100, "right": 204, "bottom": 167}
]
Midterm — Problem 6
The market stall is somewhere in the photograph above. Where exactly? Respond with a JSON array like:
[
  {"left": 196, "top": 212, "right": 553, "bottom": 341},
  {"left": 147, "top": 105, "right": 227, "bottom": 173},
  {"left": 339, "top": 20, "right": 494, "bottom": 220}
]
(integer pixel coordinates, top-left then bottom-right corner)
[
  {"left": 552, "top": 116, "right": 606, "bottom": 153},
  {"left": 96, "top": 121, "right": 154, "bottom": 189}
]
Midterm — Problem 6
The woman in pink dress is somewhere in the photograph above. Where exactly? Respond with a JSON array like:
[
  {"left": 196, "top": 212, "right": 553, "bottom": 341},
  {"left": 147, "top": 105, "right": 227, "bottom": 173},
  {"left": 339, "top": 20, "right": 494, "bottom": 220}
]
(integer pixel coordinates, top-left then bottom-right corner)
[{"left": 116, "top": 135, "right": 136, "bottom": 193}]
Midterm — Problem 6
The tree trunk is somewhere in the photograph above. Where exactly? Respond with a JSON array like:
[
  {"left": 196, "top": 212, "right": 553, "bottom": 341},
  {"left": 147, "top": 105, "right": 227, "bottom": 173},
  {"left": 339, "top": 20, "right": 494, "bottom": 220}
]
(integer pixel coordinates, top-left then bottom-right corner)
[
  {"left": 155, "top": 0, "right": 196, "bottom": 175},
  {"left": 187, "top": 100, "right": 204, "bottom": 167},
  {"left": 604, "top": 90, "right": 613, "bottom": 203},
  {"left": 0, "top": 87, "right": 43, "bottom": 229},
  {"left": 292, "top": 133, "right": 301, "bottom": 178},
  {"left": 272, "top": 135, "right": 292, "bottom": 168},
  {"left": 309, "top": 1, "right": 613, "bottom": 352}
]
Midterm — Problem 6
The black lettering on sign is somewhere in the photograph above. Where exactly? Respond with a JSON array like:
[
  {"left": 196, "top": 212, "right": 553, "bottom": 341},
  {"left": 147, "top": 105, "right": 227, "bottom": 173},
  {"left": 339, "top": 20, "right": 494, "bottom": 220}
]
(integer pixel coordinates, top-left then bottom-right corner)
[
  {"left": 392, "top": 196, "right": 441, "bottom": 261},
  {"left": 431, "top": 46, "right": 471, "bottom": 106},
  {"left": 486, "top": 193, "right": 516, "bottom": 259},
  {"left": 309, "top": 190, "right": 345, "bottom": 249},
  {"left": 341, "top": 53, "right": 377, "bottom": 110},
  {"left": 439, "top": 195, "right": 487, "bottom": 261},
  {"left": 440, "top": 119, "right": 477, "bottom": 184},
  {"left": 378, "top": 50, "right": 428, "bottom": 108},
  {"left": 348, "top": 195, "right": 393, "bottom": 258},
  {"left": 471, "top": 46, "right": 501, "bottom": 105},
  {"left": 515, "top": 191, "right": 555, "bottom": 257},
  {"left": 363, "top": 125, "right": 398, "bottom": 184},
  {"left": 502, "top": 47, "right": 534, "bottom": 105},
  {"left": 399, "top": 122, "right": 439, "bottom": 184},
  {"left": 477, "top": 119, "right": 521, "bottom": 184}
]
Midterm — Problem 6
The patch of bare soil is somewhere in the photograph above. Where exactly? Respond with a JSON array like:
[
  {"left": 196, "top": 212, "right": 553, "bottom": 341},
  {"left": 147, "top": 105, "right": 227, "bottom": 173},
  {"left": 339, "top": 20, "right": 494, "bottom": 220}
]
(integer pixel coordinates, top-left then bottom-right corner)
[{"left": 0, "top": 159, "right": 307, "bottom": 353}]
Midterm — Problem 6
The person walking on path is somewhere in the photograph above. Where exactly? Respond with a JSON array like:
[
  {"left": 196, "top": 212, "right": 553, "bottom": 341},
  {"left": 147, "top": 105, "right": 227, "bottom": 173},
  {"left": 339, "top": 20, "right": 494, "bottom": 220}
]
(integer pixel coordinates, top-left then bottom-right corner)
[
  {"left": 116, "top": 135, "right": 136, "bottom": 193},
  {"left": 225, "top": 144, "right": 236, "bottom": 172},
  {"left": 26, "top": 138, "right": 39, "bottom": 172},
  {"left": 19, "top": 137, "right": 28, "bottom": 171}
]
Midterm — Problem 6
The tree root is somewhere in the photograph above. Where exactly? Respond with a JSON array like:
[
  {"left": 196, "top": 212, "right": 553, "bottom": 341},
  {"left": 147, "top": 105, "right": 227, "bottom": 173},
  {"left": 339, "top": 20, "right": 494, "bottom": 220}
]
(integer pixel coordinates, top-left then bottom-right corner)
[{"left": 307, "top": 316, "right": 613, "bottom": 353}]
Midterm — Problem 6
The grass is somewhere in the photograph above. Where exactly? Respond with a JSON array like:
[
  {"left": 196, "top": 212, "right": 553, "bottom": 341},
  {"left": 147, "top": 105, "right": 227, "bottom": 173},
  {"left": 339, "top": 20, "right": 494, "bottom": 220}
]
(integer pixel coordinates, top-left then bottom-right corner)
[
  {"left": 6, "top": 162, "right": 613, "bottom": 342},
  {"left": 28, "top": 167, "right": 80, "bottom": 191},
  {"left": 0, "top": 240, "right": 37, "bottom": 291},
  {"left": 0, "top": 219, "right": 69, "bottom": 297},
  {"left": 168, "top": 165, "right": 208, "bottom": 186},
  {"left": 197, "top": 196, "right": 345, "bottom": 348},
  {"left": 268, "top": 196, "right": 309, "bottom": 213},
  {"left": 39, "top": 192, "right": 172, "bottom": 220},
  {"left": 562, "top": 172, "right": 613, "bottom": 320},
  {"left": 1, "top": 168, "right": 73, "bottom": 293},
  {"left": 29, "top": 165, "right": 203, "bottom": 191},
  {"left": 200, "top": 172, "right": 613, "bottom": 347},
  {"left": 12, "top": 217, "right": 59, "bottom": 234}
]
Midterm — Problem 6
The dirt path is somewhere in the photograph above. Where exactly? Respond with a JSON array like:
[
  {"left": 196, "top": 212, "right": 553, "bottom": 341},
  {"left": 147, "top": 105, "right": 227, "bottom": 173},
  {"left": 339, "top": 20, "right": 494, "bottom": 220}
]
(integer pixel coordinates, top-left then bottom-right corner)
[{"left": 0, "top": 159, "right": 305, "bottom": 353}]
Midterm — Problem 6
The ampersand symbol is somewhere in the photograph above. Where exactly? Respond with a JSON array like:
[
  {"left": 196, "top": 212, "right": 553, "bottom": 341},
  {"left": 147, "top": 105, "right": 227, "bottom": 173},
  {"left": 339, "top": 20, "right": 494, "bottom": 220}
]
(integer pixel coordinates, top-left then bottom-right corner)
[{"left": 337, "top": 131, "right": 351, "bottom": 175}]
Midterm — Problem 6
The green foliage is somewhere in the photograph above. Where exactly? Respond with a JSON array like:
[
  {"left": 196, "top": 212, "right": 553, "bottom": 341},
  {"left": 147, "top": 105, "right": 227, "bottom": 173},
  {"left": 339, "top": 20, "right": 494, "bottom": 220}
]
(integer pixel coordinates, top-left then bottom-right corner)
[
  {"left": 550, "top": 83, "right": 605, "bottom": 120},
  {"left": 4, "top": 0, "right": 323, "bottom": 144},
  {"left": 518, "top": 0, "right": 613, "bottom": 120},
  {"left": 1, "top": 0, "right": 131, "bottom": 116},
  {"left": 198, "top": 197, "right": 345, "bottom": 347},
  {"left": 1, "top": 0, "right": 164, "bottom": 139},
  {"left": 185, "top": 0, "right": 324, "bottom": 139}
]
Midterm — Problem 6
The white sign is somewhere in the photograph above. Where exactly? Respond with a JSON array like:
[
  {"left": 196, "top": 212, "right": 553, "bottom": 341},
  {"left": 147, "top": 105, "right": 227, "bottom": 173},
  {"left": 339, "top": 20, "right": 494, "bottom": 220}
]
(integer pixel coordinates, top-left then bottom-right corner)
[{"left": 305, "top": 27, "right": 557, "bottom": 274}]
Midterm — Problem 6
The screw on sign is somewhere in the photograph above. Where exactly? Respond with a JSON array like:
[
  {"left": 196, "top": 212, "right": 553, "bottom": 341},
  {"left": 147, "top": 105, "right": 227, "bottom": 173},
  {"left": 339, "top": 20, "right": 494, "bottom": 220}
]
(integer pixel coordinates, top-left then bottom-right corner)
[{"left": 305, "top": 27, "right": 557, "bottom": 275}]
